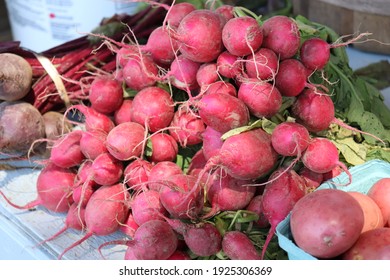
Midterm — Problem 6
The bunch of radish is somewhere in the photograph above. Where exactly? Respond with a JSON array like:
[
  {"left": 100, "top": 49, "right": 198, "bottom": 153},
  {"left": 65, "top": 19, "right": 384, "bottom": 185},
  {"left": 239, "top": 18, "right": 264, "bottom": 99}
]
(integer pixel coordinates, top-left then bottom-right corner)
[{"left": 1, "top": 0, "right": 388, "bottom": 260}]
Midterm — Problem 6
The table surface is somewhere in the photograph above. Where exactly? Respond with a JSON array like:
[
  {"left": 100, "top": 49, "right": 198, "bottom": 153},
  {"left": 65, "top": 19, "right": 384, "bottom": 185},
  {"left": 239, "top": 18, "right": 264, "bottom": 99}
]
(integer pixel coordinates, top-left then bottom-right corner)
[{"left": 0, "top": 47, "right": 389, "bottom": 260}]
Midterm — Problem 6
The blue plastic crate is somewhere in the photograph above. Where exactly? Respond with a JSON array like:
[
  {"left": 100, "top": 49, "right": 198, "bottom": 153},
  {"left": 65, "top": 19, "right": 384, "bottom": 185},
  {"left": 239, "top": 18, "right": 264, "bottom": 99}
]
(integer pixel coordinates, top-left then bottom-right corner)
[{"left": 276, "top": 159, "right": 390, "bottom": 260}]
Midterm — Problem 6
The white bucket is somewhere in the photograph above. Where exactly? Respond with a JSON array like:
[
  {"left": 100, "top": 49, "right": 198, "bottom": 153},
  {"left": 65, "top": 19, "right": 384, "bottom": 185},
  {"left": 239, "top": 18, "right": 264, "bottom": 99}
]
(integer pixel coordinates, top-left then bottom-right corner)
[{"left": 5, "top": 0, "right": 139, "bottom": 52}]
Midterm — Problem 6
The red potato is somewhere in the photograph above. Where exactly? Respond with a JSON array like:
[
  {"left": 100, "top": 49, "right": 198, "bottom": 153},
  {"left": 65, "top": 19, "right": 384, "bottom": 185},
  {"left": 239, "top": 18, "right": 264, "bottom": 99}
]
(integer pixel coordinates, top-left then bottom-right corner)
[
  {"left": 49, "top": 130, "right": 85, "bottom": 168},
  {"left": 237, "top": 81, "right": 282, "bottom": 119},
  {"left": 260, "top": 168, "right": 306, "bottom": 259},
  {"left": 203, "top": 169, "right": 256, "bottom": 219},
  {"left": 0, "top": 163, "right": 76, "bottom": 213},
  {"left": 58, "top": 183, "right": 129, "bottom": 259},
  {"left": 0, "top": 53, "right": 32, "bottom": 101},
  {"left": 105, "top": 121, "right": 145, "bottom": 161},
  {"left": 342, "top": 227, "right": 390, "bottom": 260},
  {"left": 79, "top": 130, "right": 108, "bottom": 160},
  {"left": 147, "top": 132, "right": 178, "bottom": 163},
  {"left": 367, "top": 178, "right": 390, "bottom": 226},
  {"left": 124, "top": 220, "right": 178, "bottom": 260},
  {"left": 130, "top": 86, "right": 175, "bottom": 133},
  {"left": 0, "top": 101, "right": 46, "bottom": 155},
  {"left": 222, "top": 231, "right": 261, "bottom": 260},
  {"left": 88, "top": 76, "right": 123, "bottom": 114},
  {"left": 244, "top": 47, "right": 279, "bottom": 81},
  {"left": 169, "top": 106, "right": 206, "bottom": 147},
  {"left": 170, "top": 9, "right": 224, "bottom": 63},
  {"left": 123, "top": 158, "right": 153, "bottom": 191},
  {"left": 159, "top": 174, "right": 204, "bottom": 219},
  {"left": 131, "top": 190, "right": 168, "bottom": 226},
  {"left": 222, "top": 16, "right": 263, "bottom": 57},
  {"left": 261, "top": 15, "right": 300, "bottom": 60},
  {"left": 348, "top": 191, "right": 384, "bottom": 233},
  {"left": 197, "top": 92, "right": 250, "bottom": 134},
  {"left": 290, "top": 188, "right": 364, "bottom": 259}
]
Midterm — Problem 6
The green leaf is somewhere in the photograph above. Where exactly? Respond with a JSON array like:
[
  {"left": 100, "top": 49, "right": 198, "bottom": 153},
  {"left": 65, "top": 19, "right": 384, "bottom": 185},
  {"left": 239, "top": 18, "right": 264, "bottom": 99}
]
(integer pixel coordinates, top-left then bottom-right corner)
[{"left": 332, "top": 138, "right": 367, "bottom": 166}]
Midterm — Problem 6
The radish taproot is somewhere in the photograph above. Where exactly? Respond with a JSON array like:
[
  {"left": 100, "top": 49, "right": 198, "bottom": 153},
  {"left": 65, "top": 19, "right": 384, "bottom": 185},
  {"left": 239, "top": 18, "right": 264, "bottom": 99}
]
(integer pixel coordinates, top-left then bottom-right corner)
[{"left": 290, "top": 188, "right": 364, "bottom": 259}]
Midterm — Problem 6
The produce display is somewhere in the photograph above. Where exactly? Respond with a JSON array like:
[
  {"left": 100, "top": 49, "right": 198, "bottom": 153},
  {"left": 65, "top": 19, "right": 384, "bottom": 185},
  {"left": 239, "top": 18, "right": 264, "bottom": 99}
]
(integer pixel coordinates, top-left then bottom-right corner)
[{"left": 1, "top": 0, "right": 390, "bottom": 260}]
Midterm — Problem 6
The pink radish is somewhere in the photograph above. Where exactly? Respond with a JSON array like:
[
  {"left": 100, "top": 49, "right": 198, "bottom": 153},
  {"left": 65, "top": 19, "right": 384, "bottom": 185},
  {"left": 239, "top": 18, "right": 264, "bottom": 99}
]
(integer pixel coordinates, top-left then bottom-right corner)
[
  {"left": 120, "top": 212, "right": 139, "bottom": 238},
  {"left": 222, "top": 231, "right": 261, "bottom": 260},
  {"left": 222, "top": 16, "right": 263, "bottom": 57},
  {"left": 49, "top": 130, "right": 85, "bottom": 168},
  {"left": 216, "top": 51, "right": 243, "bottom": 79},
  {"left": 165, "top": 2, "right": 196, "bottom": 28},
  {"left": 147, "top": 161, "right": 183, "bottom": 192},
  {"left": 237, "top": 81, "right": 282, "bottom": 118},
  {"left": 203, "top": 80, "right": 237, "bottom": 97},
  {"left": 88, "top": 76, "right": 123, "bottom": 114},
  {"left": 270, "top": 122, "right": 310, "bottom": 157},
  {"left": 261, "top": 15, "right": 300, "bottom": 60},
  {"left": 215, "top": 5, "right": 234, "bottom": 23},
  {"left": 169, "top": 9, "right": 224, "bottom": 63},
  {"left": 298, "top": 166, "right": 324, "bottom": 191},
  {"left": 260, "top": 168, "right": 306, "bottom": 259},
  {"left": 196, "top": 62, "right": 219, "bottom": 89},
  {"left": 201, "top": 126, "right": 223, "bottom": 161},
  {"left": 131, "top": 190, "right": 168, "bottom": 226},
  {"left": 106, "top": 121, "right": 145, "bottom": 161},
  {"left": 114, "top": 99, "right": 133, "bottom": 125},
  {"left": 167, "top": 54, "right": 201, "bottom": 91},
  {"left": 0, "top": 163, "right": 76, "bottom": 213},
  {"left": 123, "top": 158, "right": 153, "bottom": 191},
  {"left": 130, "top": 86, "right": 175, "bottom": 133},
  {"left": 275, "top": 58, "right": 309, "bottom": 97},
  {"left": 244, "top": 47, "right": 279, "bottom": 81},
  {"left": 197, "top": 92, "right": 250, "bottom": 134},
  {"left": 90, "top": 152, "right": 123, "bottom": 186},
  {"left": 58, "top": 183, "right": 129, "bottom": 259},
  {"left": 246, "top": 195, "right": 270, "bottom": 228},
  {"left": 147, "top": 132, "right": 178, "bottom": 163},
  {"left": 79, "top": 130, "right": 108, "bottom": 160}
]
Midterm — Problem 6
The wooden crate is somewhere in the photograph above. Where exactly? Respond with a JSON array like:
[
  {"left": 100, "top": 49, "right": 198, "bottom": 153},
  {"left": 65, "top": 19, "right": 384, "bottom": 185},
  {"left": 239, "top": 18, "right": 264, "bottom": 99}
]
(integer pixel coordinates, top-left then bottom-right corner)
[{"left": 292, "top": 0, "right": 390, "bottom": 54}]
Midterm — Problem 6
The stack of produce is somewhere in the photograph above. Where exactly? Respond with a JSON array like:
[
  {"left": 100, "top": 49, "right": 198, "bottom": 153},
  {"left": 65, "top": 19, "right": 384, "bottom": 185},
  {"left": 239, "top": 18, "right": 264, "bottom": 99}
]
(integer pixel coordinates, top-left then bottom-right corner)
[{"left": 0, "top": 0, "right": 389, "bottom": 260}]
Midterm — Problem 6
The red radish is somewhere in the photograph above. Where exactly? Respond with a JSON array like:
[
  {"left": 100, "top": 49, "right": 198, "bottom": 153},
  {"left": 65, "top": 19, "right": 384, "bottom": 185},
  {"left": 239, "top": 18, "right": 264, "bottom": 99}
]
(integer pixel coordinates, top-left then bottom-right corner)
[
  {"left": 130, "top": 86, "right": 175, "bottom": 133},
  {"left": 106, "top": 121, "right": 145, "bottom": 161},
  {"left": 0, "top": 163, "right": 76, "bottom": 213},
  {"left": 143, "top": 26, "right": 179, "bottom": 66},
  {"left": 246, "top": 195, "right": 270, "bottom": 228},
  {"left": 275, "top": 58, "right": 308, "bottom": 97},
  {"left": 196, "top": 63, "right": 219, "bottom": 89},
  {"left": 203, "top": 169, "right": 256, "bottom": 219},
  {"left": 169, "top": 9, "right": 224, "bottom": 63},
  {"left": 347, "top": 191, "right": 384, "bottom": 233},
  {"left": 222, "top": 231, "right": 261, "bottom": 260},
  {"left": 367, "top": 178, "right": 390, "bottom": 226},
  {"left": 66, "top": 104, "right": 115, "bottom": 133},
  {"left": 342, "top": 227, "right": 390, "bottom": 260},
  {"left": 131, "top": 190, "right": 168, "bottom": 226},
  {"left": 123, "top": 158, "right": 153, "bottom": 191},
  {"left": 271, "top": 122, "right": 310, "bottom": 157},
  {"left": 222, "top": 16, "right": 263, "bottom": 57},
  {"left": 124, "top": 220, "right": 178, "bottom": 260},
  {"left": 159, "top": 174, "right": 204, "bottom": 219},
  {"left": 79, "top": 130, "right": 108, "bottom": 160},
  {"left": 114, "top": 99, "right": 133, "bottom": 125},
  {"left": 37, "top": 203, "right": 86, "bottom": 246},
  {"left": 169, "top": 106, "right": 206, "bottom": 147},
  {"left": 88, "top": 76, "right": 123, "bottom": 114},
  {"left": 215, "top": 5, "right": 234, "bottom": 23},
  {"left": 91, "top": 152, "right": 123, "bottom": 186},
  {"left": 301, "top": 137, "right": 352, "bottom": 184},
  {"left": 147, "top": 161, "right": 183, "bottom": 192},
  {"left": 120, "top": 212, "right": 139, "bottom": 238},
  {"left": 322, "top": 165, "right": 343, "bottom": 181},
  {"left": 165, "top": 2, "right": 196, "bottom": 28},
  {"left": 298, "top": 166, "right": 324, "bottom": 192},
  {"left": 291, "top": 88, "right": 335, "bottom": 132},
  {"left": 147, "top": 132, "right": 178, "bottom": 163},
  {"left": 167, "top": 54, "right": 201, "bottom": 91},
  {"left": 72, "top": 180, "right": 95, "bottom": 208},
  {"left": 167, "top": 250, "right": 191, "bottom": 260},
  {"left": 116, "top": 45, "right": 138, "bottom": 68},
  {"left": 261, "top": 15, "right": 300, "bottom": 60},
  {"left": 290, "top": 188, "right": 364, "bottom": 259},
  {"left": 203, "top": 80, "right": 237, "bottom": 97},
  {"left": 237, "top": 81, "right": 282, "bottom": 118},
  {"left": 49, "top": 130, "right": 85, "bottom": 168},
  {"left": 201, "top": 126, "right": 223, "bottom": 161},
  {"left": 187, "top": 149, "right": 208, "bottom": 178},
  {"left": 58, "top": 183, "right": 129, "bottom": 259},
  {"left": 260, "top": 168, "right": 306, "bottom": 259},
  {"left": 216, "top": 51, "right": 243, "bottom": 79},
  {"left": 244, "top": 47, "right": 279, "bottom": 81},
  {"left": 197, "top": 92, "right": 250, "bottom": 134},
  {"left": 299, "top": 37, "right": 330, "bottom": 70},
  {"left": 122, "top": 52, "right": 159, "bottom": 91}
]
